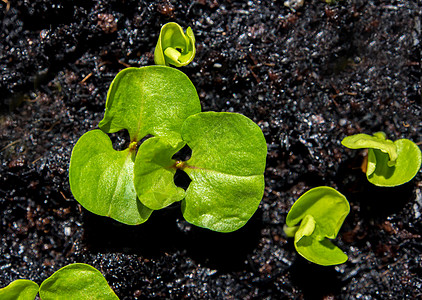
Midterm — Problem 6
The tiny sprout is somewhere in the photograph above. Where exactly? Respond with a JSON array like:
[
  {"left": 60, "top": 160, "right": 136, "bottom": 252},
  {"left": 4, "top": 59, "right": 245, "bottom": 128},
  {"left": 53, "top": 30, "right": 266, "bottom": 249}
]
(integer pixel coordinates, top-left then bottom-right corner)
[
  {"left": 284, "top": 186, "right": 350, "bottom": 266},
  {"left": 154, "top": 22, "right": 196, "bottom": 67},
  {"left": 342, "top": 132, "right": 421, "bottom": 187}
]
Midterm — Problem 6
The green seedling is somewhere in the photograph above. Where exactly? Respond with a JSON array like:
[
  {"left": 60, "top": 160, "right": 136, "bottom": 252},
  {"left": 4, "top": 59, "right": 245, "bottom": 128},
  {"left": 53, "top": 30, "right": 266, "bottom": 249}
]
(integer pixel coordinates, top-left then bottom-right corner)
[
  {"left": 69, "top": 66, "right": 201, "bottom": 225},
  {"left": 0, "top": 263, "right": 119, "bottom": 300},
  {"left": 69, "top": 66, "right": 267, "bottom": 232},
  {"left": 342, "top": 132, "right": 421, "bottom": 187},
  {"left": 154, "top": 22, "right": 195, "bottom": 67},
  {"left": 284, "top": 186, "right": 350, "bottom": 266}
]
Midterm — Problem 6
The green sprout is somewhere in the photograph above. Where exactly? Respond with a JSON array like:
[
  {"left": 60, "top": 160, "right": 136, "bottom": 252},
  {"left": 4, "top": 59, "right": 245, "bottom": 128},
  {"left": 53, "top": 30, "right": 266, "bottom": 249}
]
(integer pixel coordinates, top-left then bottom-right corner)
[
  {"left": 154, "top": 22, "right": 195, "bottom": 67},
  {"left": 69, "top": 66, "right": 200, "bottom": 225},
  {"left": 283, "top": 186, "right": 350, "bottom": 266},
  {"left": 341, "top": 132, "right": 421, "bottom": 187},
  {"left": 69, "top": 66, "right": 267, "bottom": 232},
  {"left": 0, "top": 263, "right": 119, "bottom": 300}
]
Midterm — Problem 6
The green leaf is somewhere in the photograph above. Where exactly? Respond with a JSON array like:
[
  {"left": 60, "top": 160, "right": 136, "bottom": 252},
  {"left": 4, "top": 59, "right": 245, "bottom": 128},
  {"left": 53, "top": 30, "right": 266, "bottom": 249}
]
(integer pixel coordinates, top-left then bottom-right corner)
[
  {"left": 180, "top": 112, "right": 267, "bottom": 232},
  {"left": 342, "top": 133, "right": 421, "bottom": 186},
  {"left": 39, "top": 263, "right": 119, "bottom": 300},
  {"left": 134, "top": 137, "right": 186, "bottom": 210},
  {"left": 295, "top": 215, "right": 348, "bottom": 266},
  {"left": 0, "top": 280, "right": 39, "bottom": 300},
  {"left": 367, "top": 139, "right": 422, "bottom": 186},
  {"left": 154, "top": 22, "right": 196, "bottom": 67},
  {"left": 285, "top": 186, "right": 350, "bottom": 266},
  {"left": 98, "top": 66, "right": 201, "bottom": 146},
  {"left": 295, "top": 214, "right": 316, "bottom": 238},
  {"left": 69, "top": 130, "right": 153, "bottom": 225},
  {"left": 286, "top": 186, "right": 349, "bottom": 238},
  {"left": 341, "top": 132, "right": 398, "bottom": 165}
]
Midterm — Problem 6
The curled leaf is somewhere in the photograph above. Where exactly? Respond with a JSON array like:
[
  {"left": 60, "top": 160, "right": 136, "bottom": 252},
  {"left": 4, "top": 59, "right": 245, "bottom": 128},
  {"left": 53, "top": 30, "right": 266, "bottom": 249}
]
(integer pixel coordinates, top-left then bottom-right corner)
[
  {"left": 295, "top": 221, "right": 349, "bottom": 266},
  {"left": 366, "top": 139, "right": 422, "bottom": 186},
  {"left": 342, "top": 133, "right": 421, "bottom": 186},
  {"left": 285, "top": 186, "right": 350, "bottom": 266},
  {"left": 154, "top": 22, "right": 196, "bottom": 67},
  {"left": 341, "top": 132, "right": 397, "bottom": 165}
]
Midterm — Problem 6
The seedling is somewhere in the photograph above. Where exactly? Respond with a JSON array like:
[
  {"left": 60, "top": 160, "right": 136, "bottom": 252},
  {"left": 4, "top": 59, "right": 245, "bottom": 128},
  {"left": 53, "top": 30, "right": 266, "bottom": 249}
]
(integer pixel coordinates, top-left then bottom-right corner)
[
  {"left": 70, "top": 21, "right": 265, "bottom": 232},
  {"left": 69, "top": 66, "right": 267, "bottom": 232},
  {"left": 69, "top": 66, "right": 200, "bottom": 225},
  {"left": 342, "top": 132, "right": 421, "bottom": 187},
  {"left": 154, "top": 22, "right": 195, "bottom": 67},
  {"left": 284, "top": 186, "right": 350, "bottom": 266},
  {"left": 0, "top": 263, "right": 118, "bottom": 300}
]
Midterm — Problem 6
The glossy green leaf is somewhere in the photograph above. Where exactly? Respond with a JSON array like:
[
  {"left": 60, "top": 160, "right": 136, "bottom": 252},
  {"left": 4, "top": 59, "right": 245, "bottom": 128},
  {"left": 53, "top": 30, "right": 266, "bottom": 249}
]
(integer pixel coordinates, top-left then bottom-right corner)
[
  {"left": 69, "top": 130, "right": 153, "bottom": 225},
  {"left": 285, "top": 186, "right": 349, "bottom": 266},
  {"left": 367, "top": 139, "right": 422, "bottom": 186},
  {"left": 341, "top": 132, "right": 397, "bottom": 165},
  {"left": 295, "top": 215, "right": 348, "bottom": 266},
  {"left": 134, "top": 137, "right": 186, "bottom": 210},
  {"left": 180, "top": 112, "right": 267, "bottom": 232},
  {"left": 0, "top": 279, "right": 39, "bottom": 300},
  {"left": 154, "top": 22, "right": 196, "bottom": 67},
  {"left": 39, "top": 263, "right": 119, "bottom": 300},
  {"left": 342, "top": 133, "right": 421, "bottom": 186},
  {"left": 98, "top": 66, "right": 201, "bottom": 146}
]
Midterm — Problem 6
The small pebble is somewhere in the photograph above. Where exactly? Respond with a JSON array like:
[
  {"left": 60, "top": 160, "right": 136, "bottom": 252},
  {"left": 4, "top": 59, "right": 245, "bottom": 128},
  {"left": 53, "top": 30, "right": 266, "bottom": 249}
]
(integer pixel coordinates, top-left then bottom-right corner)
[{"left": 64, "top": 227, "right": 72, "bottom": 236}]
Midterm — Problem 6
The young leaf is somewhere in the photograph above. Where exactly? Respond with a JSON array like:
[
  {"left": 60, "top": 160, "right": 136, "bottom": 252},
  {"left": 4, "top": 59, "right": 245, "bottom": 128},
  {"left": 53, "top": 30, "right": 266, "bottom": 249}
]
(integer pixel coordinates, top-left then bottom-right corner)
[
  {"left": 39, "top": 263, "right": 119, "bottom": 300},
  {"left": 154, "top": 22, "right": 196, "bottom": 67},
  {"left": 0, "top": 279, "right": 39, "bottom": 300},
  {"left": 294, "top": 215, "right": 348, "bottom": 266},
  {"left": 342, "top": 133, "right": 421, "bottom": 186},
  {"left": 180, "top": 112, "right": 267, "bottom": 233},
  {"left": 134, "top": 137, "right": 186, "bottom": 210},
  {"left": 98, "top": 66, "right": 201, "bottom": 147},
  {"left": 341, "top": 132, "right": 398, "bottom": 165},
  {"left": 285, "top": 186, "right": 350, "bottom": 266},
  {"left": 366, "top": 139, "right": 422, "bottom": 186},
  {"left": 69, "top": 130, "right": 153, "bottom": 225}
]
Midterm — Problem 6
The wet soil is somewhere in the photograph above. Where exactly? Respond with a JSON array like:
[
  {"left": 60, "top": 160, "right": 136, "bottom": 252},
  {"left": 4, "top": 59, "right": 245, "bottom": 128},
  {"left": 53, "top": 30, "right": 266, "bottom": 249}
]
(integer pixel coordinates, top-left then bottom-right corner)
[{"left": 1, "top": 0, "right": 421, "bottom": 299}]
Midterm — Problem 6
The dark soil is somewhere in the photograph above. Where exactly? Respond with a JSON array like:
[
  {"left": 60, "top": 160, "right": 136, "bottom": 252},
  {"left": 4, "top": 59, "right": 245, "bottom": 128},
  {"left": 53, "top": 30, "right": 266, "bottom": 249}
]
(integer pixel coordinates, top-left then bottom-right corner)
[{"left": 1, "top": 0, "right": 421, "bottom": 299}]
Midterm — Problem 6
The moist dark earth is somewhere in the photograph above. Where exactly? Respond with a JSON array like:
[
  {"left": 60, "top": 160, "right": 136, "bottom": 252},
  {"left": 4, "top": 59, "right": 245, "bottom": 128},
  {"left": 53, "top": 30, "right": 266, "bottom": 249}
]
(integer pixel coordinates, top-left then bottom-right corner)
[{"left": 1, "top": 0, "right": 421, "bottom": 299}]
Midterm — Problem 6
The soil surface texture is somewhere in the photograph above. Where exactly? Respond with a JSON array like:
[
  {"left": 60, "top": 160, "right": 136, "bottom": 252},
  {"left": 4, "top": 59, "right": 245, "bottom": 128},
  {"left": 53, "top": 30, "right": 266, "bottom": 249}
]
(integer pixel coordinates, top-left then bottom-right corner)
[{"left": 1, "top": 0, "right": 421, "bottom": 299}]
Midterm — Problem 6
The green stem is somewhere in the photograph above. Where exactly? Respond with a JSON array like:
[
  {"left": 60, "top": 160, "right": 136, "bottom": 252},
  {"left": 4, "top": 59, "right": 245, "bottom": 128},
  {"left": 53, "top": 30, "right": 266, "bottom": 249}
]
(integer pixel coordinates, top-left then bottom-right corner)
[{"left": 283, "top": 224, "right": 299, "bottom": 238}]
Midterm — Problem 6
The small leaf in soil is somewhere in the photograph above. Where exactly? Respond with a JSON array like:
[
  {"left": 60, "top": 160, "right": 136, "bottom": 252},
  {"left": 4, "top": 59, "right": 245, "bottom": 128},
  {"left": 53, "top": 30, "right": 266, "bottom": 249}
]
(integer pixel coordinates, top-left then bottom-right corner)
[
  {"left": 180, "top": 112, "right": 267, "bottom": 233},
  {"left": 0, "top": 279, "right": 39, "bottom": 300},
  {"left": 342, "top": 132, "right": 421, "bottom": 186},
  {"left": 98, "top": 66, "right": 201, "bottom": 147},
  {"left": 39, "top": 263, "right": 119, "bottom": 300},
  {"left": 69, "top": 129, "right": 153, "bottom": 225},
  {"left": 284, "top": 186, "right": 350, "bottom": 266},
  {"left": 154, "top": 22, "right": 196, "bottom": 67}
]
